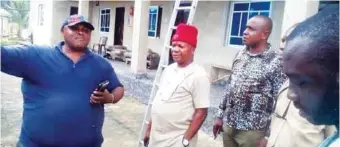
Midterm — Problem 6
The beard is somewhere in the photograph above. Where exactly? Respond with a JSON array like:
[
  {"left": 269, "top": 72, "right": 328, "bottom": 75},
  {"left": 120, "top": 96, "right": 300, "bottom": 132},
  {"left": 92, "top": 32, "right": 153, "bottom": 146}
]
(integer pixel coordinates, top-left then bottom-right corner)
[{"left": 64, "top": 38, "right": 88, "bottom": 52}]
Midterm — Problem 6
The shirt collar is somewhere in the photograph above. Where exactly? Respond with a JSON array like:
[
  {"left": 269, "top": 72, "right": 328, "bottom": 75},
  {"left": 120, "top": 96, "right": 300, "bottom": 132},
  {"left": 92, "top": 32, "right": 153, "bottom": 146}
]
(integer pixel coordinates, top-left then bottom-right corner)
[
  {"left": 56, "top": 41, "right": 93, "bottom": 57},
  {"left": 173, "top": 62, "right": 196, "bottom": 77},
  {"left": 245, "top": 43, "right": 271, "bottom": 57}
]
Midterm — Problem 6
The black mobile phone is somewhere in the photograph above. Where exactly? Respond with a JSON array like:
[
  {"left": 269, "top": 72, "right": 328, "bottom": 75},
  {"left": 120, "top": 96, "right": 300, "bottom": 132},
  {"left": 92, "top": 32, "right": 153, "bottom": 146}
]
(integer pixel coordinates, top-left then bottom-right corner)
[{"left": 96, "top": 80, "right": 110, "bottom": 92}]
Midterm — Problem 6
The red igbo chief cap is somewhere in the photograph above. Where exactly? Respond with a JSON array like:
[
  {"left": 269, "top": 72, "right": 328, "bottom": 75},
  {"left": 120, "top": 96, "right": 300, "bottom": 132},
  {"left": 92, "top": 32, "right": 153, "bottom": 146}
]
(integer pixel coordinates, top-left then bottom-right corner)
[{"left": 171, "top": 23, "right": 198, "bottom": 47}]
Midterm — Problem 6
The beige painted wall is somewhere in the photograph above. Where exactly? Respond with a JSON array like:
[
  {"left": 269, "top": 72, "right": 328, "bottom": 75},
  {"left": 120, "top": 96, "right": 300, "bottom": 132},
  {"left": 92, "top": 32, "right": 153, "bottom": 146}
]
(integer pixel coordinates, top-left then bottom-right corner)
[
  {"left": 89, "top": 1, "right": 173, "bottom": 53},
  {"left": 90, "top": 1, "right": 133, "bottom": 47},
  {"left": 30, "top": 0, "right": 54, "bottom": 45},
  {"left": 51, "top": 1, "right": 79, "bottom": 45},
  {"left": 88, "top": 1, "right": 285, "bottom": 75},
  {"left": 146, "top": 1, "right": 173, "bottom": 55},
  {"left": 0, "top": 16, "right": 9, "bottom": 36},
  {"left": 28, "top": 0, "right": 322, "bottom": 80},
  {"left": 192, "top": 1, "right": 285, "bottom": 73},
  {"left": 281, "top": 0, "right": 319, "bottom": 37},
  {"left": 30, "top": 1, "right": 79, "bottom": 45}
]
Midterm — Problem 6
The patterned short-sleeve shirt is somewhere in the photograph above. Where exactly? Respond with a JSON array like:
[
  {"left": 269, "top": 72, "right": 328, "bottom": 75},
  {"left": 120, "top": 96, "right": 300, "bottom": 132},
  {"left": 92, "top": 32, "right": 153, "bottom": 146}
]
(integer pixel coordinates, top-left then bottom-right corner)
[{"left": 222, "top": 45, "right": 287, "bottom": 130}]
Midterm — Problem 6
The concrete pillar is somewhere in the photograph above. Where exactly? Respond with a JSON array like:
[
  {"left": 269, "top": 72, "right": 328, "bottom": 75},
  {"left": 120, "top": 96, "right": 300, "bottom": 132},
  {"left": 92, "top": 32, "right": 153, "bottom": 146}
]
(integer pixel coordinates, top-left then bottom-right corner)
[
  {"left": 78, "top": 0, "right": 90, "bottom": 19},
  {"left": 131, "top": 0, "right": 150, "bottom": 75},
  {"left": 280, "top": 0, "right": 319, "bottom": 37}
]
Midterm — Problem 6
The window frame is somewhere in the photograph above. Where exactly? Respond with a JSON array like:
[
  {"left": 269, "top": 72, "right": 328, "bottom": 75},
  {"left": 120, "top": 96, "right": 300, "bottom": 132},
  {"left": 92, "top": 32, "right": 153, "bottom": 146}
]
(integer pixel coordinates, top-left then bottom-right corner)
[
  {"left": 38, "top": 4, "right": 44, "bottom": 26},
  {"left": 148, "top": 6, "right": 159, "bottom": 38},
  {"left": 226, "top": 1, "right": 272, "bottom": 47},
  {"left": 99, "top": 8, "right": 111, "bottom": 33}
]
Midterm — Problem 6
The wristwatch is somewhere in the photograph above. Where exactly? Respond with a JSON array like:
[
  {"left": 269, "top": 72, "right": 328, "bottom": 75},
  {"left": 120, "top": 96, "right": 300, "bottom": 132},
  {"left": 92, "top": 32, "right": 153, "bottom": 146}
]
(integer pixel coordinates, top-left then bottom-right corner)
[
  {"left": 215, "top": 109, "right": 224, "bottom": 119},
  {"left": 182, "top": 137, "right": 189, "bottom": 147}
]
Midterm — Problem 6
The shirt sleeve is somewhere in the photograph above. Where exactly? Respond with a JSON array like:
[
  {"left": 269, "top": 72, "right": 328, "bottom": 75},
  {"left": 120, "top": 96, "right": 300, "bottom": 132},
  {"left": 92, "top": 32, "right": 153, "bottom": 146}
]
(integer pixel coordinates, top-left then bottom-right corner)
[
  {"left": 265, "top": 56, "right": 287, "bottom": 135},
  {"left": 216, "top": 50, "right": 241, "bottom": 117},
  {"left": 219, "top": 76, "right": 232, "bottom": 111},
  {"left": 192, "top": 74, "right": 210, "bottom": 108},
  {"left": 106, "top": 66, "right": 123, "bottom": 92},
  {"left": 270, "top": 57, "right": 288, "bottom": 99},
  {"left": 1, "top": 45, "right": 35, "bottom": 77}
]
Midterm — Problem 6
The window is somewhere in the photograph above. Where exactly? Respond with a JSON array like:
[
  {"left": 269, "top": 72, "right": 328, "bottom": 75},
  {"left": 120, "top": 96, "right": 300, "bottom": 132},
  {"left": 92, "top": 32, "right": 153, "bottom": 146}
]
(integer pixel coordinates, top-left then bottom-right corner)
[
  {"left": 70, "top": 7, "right": 78, "bottom": 15},
  {"left": 228, "top": 2, "right": 271, "bottom": 46},
  {"left": 38, "top": 4, "right": 44, "bottom": 26},
  {"left": 148, "top": 6, "right": 162, "bottom": 37},
  {"left": 100, "top": 8, "right": 110, "bottom": 32},
  {"left": 318, "top": 1, "right": 339, "bottom": 11}
]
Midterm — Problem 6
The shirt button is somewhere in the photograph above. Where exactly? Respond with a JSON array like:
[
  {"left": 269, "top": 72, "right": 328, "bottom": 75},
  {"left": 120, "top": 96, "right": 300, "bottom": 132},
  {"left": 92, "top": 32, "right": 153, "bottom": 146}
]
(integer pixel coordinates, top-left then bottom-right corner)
[{"left": 92, "top": 125, "right": 96, "bottom": 127}]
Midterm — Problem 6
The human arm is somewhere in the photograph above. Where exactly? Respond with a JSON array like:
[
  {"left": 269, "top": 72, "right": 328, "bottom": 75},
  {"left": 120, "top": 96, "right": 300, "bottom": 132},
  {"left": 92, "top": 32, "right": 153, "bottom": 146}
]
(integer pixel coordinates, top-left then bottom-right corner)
[
  {"left": 144, "top": 120, "right": 152, "bottom": 146},
  {"left": 258, "top": 59, "right": 288, "bottom": 147},
  {"left": 212, "top": 51, "right": 241, "bottom": 137},
  {"left": 183, "top": 74, "right": 210, "bottom": 141},
  {"left": 212, "top": 75, "right": 232, "bottom": 138},
  {"left": 1, "top": 45, "right": 36, "bottom": 77},
  {"left": 90, "top": 67, "right": 124, "bottom": 104},
  {"left": 184, "top": 108, "right": 208, "bottom": 141}
]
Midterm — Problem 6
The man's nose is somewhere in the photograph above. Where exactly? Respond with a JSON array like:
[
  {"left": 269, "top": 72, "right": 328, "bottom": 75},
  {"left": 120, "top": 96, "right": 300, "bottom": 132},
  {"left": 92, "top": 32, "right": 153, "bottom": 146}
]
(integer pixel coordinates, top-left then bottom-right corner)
[
  {"left": 287, "top": 88, "right": 299, "bottom": 102},
  {"left": 171, "top": 46, "right": 179, "bottom": 52},
  {"left": 77, "top": 30, "right": 85, "bottom": 35},
  {"left": 243, "top": 29, "right": 248, "bottom": 36}
]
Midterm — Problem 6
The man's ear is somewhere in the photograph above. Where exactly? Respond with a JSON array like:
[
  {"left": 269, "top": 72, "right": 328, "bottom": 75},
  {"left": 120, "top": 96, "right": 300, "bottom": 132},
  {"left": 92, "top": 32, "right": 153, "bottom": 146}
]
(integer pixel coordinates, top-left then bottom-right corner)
[
  {"left": 190, "top": 45, "right": 195, "bottom": 54},
  {"left": 262, "top": 31, "right": 269, "bottom": 40}
]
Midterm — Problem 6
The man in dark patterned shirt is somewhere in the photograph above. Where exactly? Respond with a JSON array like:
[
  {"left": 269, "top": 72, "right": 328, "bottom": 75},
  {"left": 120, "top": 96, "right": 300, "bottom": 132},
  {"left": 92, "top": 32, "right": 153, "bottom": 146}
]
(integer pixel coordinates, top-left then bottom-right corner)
[{"left": 212, "top": 15, "right": 287, "bottom": 147}]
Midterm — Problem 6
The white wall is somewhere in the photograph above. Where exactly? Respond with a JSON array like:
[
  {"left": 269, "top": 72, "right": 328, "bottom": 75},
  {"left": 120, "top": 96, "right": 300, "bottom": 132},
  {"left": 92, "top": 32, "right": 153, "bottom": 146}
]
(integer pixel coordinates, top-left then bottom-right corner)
[
  {"left": 280, "top": 0, "right": 319, "bottom": 37},
  {"left": 146, "top": 1, "right": 173, "bottom": 54},
  {"left": 269, "top": 1, "right": 285, "bottom": 50},
  {"left": 51, "top": 1, "right": 79, "bottom": 45},
  {"left": 89, "top": 1, "right": 173, "bottom": 53},
  {"left": 187, "top": 1, "right": 284, "bottom": 73},
  {"left": 193, "top": 1, "right": 235, "bottom": 72},
  {"left": 30, "top": 0, "right": 78, "bottom": 45},
  {"left": 88, "top": 1, "right": 285, "bottom": 74},
  {"left": 30, "top": 0, "right": 53, "bottom": 45},
  {"left": 90, "top": 1, "right": 134, "bottom": 47},
  {"left": 0, "top": 16, "right": 9, "bottom": 36}
]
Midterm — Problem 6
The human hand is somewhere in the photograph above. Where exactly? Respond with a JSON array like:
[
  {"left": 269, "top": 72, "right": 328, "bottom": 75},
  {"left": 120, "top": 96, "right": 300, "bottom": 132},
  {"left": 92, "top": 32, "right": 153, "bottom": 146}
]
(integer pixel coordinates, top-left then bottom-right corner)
[
  {"left": 257, "top": 137, "right": 268, "bottom": 147},
  {"left": 213, "top": 118, "right": 223, "bottom": 139},
  {"left": 90, "top": 89, "right": 114, "bottom": 104}
]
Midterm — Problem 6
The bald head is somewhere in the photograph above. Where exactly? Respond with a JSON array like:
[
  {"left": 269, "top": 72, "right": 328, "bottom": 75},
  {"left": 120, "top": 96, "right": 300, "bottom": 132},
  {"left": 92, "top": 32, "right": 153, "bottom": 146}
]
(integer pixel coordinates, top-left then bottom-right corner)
[
  {"left": 285, "top": 4, "right": 339, "bottom": 74},
  {"left": 280, "top": 23, "right": 299, "bottom": 50},
  {"left": 243, "top": 15, "right": 273, "bottom": 46},
  {"left": 252, "top": 15, "right": 273, "bottom": 36}
]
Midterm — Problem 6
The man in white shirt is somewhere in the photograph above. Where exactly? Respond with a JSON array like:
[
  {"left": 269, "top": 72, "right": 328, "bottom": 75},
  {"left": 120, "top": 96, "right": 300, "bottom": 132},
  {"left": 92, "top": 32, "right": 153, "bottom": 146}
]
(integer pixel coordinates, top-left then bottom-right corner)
[{"left": 143, "top": 23, "right": 211, "bottom": 147}]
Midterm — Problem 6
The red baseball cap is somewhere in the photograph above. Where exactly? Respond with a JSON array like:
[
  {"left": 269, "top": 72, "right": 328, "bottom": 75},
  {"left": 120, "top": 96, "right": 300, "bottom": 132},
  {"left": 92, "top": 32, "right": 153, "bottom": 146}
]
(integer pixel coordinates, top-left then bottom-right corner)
[{"left": 61, "top": 15, "right": 94, "bottom": 31}]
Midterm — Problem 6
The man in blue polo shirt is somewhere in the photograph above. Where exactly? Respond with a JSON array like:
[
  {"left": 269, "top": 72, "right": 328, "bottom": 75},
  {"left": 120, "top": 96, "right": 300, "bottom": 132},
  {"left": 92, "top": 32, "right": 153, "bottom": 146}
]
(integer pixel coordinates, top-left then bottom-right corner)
[{"left": 1, "top": 15, "right": 124, "bottom": 147}]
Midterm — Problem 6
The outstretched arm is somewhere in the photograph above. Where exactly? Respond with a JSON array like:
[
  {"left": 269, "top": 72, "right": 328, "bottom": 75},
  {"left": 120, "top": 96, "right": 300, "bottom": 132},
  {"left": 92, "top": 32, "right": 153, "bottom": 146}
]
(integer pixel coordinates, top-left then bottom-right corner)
[{"left": 1, "top": 45, "right": 35, "bottom": 77}]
